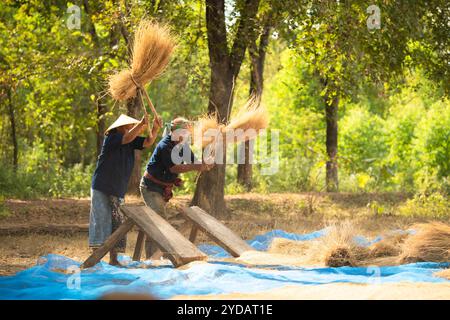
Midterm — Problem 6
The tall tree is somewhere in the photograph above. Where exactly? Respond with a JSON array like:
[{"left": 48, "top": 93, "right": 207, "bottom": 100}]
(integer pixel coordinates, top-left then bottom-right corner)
[
  {"left": 192, "top": 0, "right": 260, "bottom": 216},
  {"left": 288, "top": 0, "right": 437, "bottom": 192},
  {"left": 5, "top": 86, "right": 18, "bottom": 171},
  {"left": 237, "top": 6, "right": 277, "bottom": 190},
  {"left": 82, "top": 0, "right": 108, "bottom": 157}
]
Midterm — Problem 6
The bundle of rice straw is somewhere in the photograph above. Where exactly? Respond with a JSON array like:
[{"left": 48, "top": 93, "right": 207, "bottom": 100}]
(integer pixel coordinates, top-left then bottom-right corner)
[
  {"left": 399, "top": 222, "right": 450, "bottom": 263},
  {"left": 368, "top": 232, "right": 408, "bottom": 258},
  {"left": 312, "top": 221, "right": 370, "bottom": 267},
  {"left": 190, "top": 113, "right": 221, "bottom": 147},
  {"left": 108, "top": 20, "right": 176, "bottom": 119},
  {"left": 190, "top": 97, "right": 269, "bottom": 148},
  {"left": 224, "top": 97, "right": 269, "bottom": 143}
]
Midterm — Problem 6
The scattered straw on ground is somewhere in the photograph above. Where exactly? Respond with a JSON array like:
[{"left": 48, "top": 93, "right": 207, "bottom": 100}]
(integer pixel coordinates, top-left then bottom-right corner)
[
  {"left": 435, "top": 268, "right": 450, "bottom": 280},
  {"left": 263, "top": 222, "right": 449, "bottom": 268}
]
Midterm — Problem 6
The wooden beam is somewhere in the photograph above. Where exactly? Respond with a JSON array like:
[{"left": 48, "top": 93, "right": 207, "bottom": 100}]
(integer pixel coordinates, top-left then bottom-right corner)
[
  {"left": 182, "top": 206, "right": 253, "bottom": 257},
  {"left": 81, "top": 218, "right": 135, "bottom": 269},
  {"left": 121, "top": 205, "right": 207, "bottom": 267},
  {"left": 132, "top": 230, "right": 145, "bottom": 261}
]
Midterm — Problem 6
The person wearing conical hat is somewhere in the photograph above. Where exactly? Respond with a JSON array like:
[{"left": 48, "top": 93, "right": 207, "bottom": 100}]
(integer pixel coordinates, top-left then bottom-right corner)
[
  {"left": 89, "top": 113, "right": 161, "bottom": 266},
  {"left": 140, "top": 117, "right": 214, "bottom": 257}
]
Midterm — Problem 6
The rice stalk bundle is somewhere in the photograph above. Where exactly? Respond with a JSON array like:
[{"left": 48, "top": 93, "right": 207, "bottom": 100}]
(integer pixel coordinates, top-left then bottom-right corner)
[
  {"left": 368, "top": 232, "right": 408, "bottom": 258},
  {"left": 399, "top": 222, "right": 450, "bottom": 263},
  {"left": 108, "top": 20, "right": 176, "bottom": 115},
  {"left": 190, "top": 113, "right": 221, "bottom": 147},
  {"left": 313, "top": 222, "right": 370, "bottom": 267},
  {"left": 224, "top": 97, "right": 269, "bottom": 143}
]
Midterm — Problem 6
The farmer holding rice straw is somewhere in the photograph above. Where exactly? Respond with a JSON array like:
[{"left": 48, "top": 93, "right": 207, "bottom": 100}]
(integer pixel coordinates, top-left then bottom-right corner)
[
  {"left": 89, "top": 113, "right": 161, "bottom": 265},
  {"left": 140, "top": 117, "right": 214, "bottom": 257}
]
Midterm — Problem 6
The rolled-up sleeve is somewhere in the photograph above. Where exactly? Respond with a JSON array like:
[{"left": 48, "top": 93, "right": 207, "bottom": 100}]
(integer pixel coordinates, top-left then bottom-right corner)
[{"left": 132, "top": 136, "right": 146, "bottom": 150}]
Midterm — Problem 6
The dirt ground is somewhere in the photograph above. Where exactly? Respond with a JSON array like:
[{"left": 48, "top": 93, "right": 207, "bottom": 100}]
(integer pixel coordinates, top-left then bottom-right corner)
[
  {"left": 0, "top": 192, "right": 436, "bottom": 276},
  {"left": 172, "top": 282, "right": 450, "bottom": 300},
  {"left": 0, "top": 192, "right": 448, "bottom": 300}
]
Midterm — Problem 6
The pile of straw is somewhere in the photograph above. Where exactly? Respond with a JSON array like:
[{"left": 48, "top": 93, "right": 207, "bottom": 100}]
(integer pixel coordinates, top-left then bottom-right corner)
[
  {"left": 269, "top": 222, "right": 370, "bottom": 267},
  {"left": 109, "top": 20, "right": 176, "bottom": 101},
  {"left": 318, "top": 222, "right": 370, "bottom": 267},
  {"left": 267, "top": 222, "right": 450, "bottom": 268},
  {"left": 368, "top": 232, "right": 408, "bottom": 258},
  {"left": 399, "top": 222, "right": 450, "bottom": 263},
  {"left": 268, "top": 223, "right": 405, "bottom": 267}
]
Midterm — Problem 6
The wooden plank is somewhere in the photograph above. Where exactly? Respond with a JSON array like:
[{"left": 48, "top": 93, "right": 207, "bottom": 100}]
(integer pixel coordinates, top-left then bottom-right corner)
[
  {"left": 182, "top": 206, "right": 253, "bottom": 257},
  {"left": 81, "top": 218, "right": 135, "bottom": 269},
  {"left": 133, "top": 230, "right": 145, "bottom": 261},
  {"left": 121, "top": 205, "right": 207, "bottom": 267}
]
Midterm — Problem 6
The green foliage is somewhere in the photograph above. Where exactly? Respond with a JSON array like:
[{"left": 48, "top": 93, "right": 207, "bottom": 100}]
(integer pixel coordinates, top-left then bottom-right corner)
[
  {"left": 412, "top": 100, "right": 450, "bottom": 193},
  {"left": 0, "top": 161, "right": 93, "bottom": 199},
  {"left": 0, "top": 0, "right": 449, "bottom": 205},
  {"left": 366, "top": 200, "right": 394, "bottom": 217},
  {"left": 339, "top": 106, "right": 389, "bottom": 190},
  {"left": 0, "top": 195, "right": 10, "bottom": 219},
  {"left": 398, "top": 192, "right": 450, "bottom": 218}
]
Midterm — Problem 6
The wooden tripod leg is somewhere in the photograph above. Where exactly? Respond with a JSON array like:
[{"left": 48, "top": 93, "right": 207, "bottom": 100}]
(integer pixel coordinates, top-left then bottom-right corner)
[
  {"left": 81, "top": 218, "right": 135, "bottom": 269},
  {"left": 144, "top": 236, "right": 159, "bottom": 259},
  {"left": 189, "top": 225, "right": 198, "bottom": 243},
  {"left": 143, "top": 237, "right": 164, "bottom": 261},
  {"left": 133, "top": 230, "right": 145, "bottom": 261}
]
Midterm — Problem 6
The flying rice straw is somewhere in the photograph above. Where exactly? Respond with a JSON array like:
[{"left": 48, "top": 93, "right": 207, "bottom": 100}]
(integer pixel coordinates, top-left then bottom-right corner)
[
  {"left": 193, "top": 97, "right": 268, "bottom": 146},
  {"left": 223, "top": 96, "right": 269, "bottom": 144},
  {"left": 190, "top": 113, "right": 222, "bottom": 148},
  {"left": 189, "top": 96, "right": 269, "bottom": 167},
  {"left": 108, "top": 20, "right": 176, "bottom": 125}
]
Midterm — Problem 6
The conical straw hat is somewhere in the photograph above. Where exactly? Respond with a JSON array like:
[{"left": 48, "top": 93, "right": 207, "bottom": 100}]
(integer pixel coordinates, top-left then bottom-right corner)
[{"left": 105, "top": 114, "right": 140, "bottom": 133}]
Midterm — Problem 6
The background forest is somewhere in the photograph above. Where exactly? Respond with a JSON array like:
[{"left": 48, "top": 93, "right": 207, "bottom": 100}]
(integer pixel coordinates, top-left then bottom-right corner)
[{"left": 0, "top": 0, "right": 449, "bottom": 218}]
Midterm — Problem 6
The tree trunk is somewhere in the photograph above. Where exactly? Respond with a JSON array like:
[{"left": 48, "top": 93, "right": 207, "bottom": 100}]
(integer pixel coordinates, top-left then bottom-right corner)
[
  {"left": 191, "top": 68, "right": 234, "bottom": 217},
  {"left": 96, "top": 99, "right": 107, "bottom": 156},
  {"left": 6, "top": 88, "right": 18, "bottom": 172},
  {"left": 83, "top": 0, "right": 108, "bottom": 158},
  {"left": 237, "top": 141, "right": 253, "bottom": 190},
  {"left": 127, "top": 95, "right": 143, "bottom": 195},
  {"left": 237, "top": 23, "right": 270, "bottom": 190},
  {"left": 325, "top": 95, "right": 339, "bottom": 192},
  {"left": 191, "top": 0, "right": 259, "bottom": 217}
]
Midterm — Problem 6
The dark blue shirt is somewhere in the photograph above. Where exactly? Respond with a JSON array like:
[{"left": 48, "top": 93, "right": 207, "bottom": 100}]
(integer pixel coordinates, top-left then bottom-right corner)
[
  {"left": 92, "top": 132, "right": 145, "bottom": 198},
  {"left": 144, "top": 135, "right": 195, "bottom": 194}
]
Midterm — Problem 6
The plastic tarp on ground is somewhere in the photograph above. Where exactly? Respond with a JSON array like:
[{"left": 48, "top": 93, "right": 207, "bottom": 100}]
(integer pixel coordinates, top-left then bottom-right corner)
[{"left": 0, "top": 229, "right": 448, "bottom": 300}]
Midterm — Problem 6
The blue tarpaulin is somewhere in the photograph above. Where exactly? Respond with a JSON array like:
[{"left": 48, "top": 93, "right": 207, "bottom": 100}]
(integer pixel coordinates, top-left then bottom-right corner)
[{"left": 0, "top": 229, "right": 448, "bottom": 300}]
